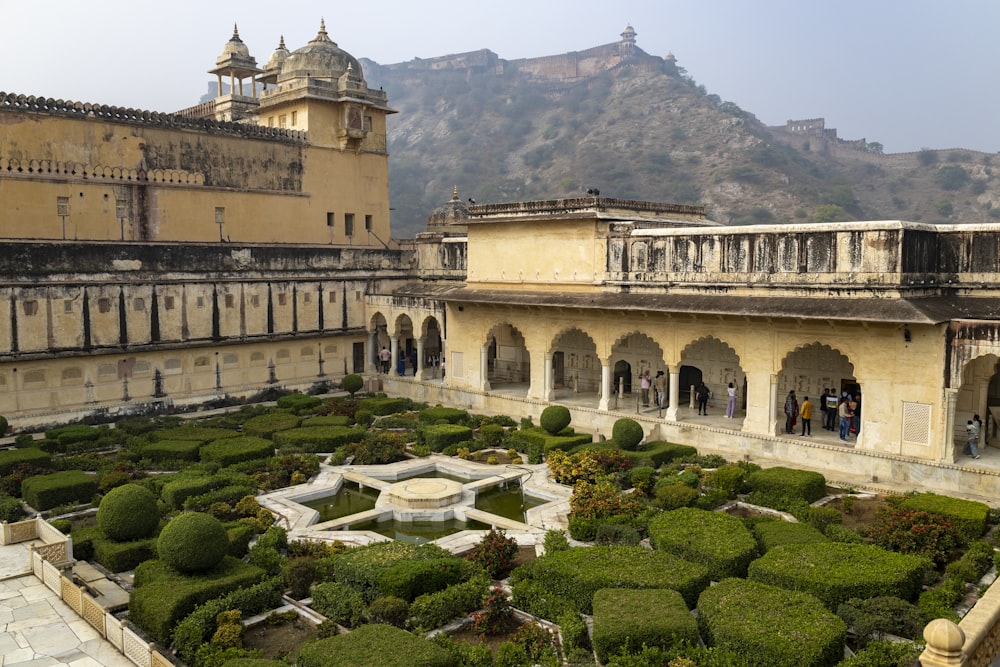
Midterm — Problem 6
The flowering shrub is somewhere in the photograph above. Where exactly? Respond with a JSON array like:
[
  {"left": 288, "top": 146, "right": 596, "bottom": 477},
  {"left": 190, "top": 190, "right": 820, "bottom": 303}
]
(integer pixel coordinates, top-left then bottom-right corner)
[
  {"left": 466, "top": 528, "right": 519, "bottom": 578},
  {"left": 546, "top": 449, "right": 610, "bottom": 485},
  {"left": 867, "top": 506, "right": 958, "bottom": 566},
  {"left": 570, "top": 479, "right": 646, "bottom": 520},
  {"left": 471, "top": 587, "right": 516, "bottom": 636}
]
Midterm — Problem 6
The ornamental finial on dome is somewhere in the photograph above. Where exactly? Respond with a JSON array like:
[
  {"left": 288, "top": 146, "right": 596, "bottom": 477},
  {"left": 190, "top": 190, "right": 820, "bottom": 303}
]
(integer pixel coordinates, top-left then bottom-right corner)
[
  {"left": 278, "top": 35, "right": 286, "bottom": 50},
  {"left": 311, "top": 18, "right": 334, "bottom": 44},
  {"left": 232, "top": 24, "right": 242, "bottom": 42},
  {"left": 453, "top": 186, "right": 459, "bottom": 200}
]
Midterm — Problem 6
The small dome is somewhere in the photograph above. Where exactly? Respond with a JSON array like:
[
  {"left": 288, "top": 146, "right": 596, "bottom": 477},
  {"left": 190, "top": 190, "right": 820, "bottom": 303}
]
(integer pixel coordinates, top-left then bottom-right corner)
[
  {"left": 265, "top": 35, "right": 290, "bottom": 71},
  {"left": 217, "top": 24, "right": 253, "bottom": 65},
  {"left": 278, "top": 19, "right": 363, "bottom": 82},
  {"left": 427, "top": 186, "right": 470, "bottom": 230}
]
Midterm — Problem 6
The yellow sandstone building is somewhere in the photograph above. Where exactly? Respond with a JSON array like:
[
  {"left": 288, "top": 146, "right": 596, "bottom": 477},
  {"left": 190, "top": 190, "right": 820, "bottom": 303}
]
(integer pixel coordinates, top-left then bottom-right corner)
[{"left": 2, "top": 22, "right": 1000, "bottom": 507}]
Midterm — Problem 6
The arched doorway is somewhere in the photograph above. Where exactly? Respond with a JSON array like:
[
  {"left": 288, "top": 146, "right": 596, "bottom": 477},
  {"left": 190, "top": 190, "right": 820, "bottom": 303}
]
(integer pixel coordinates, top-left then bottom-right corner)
[
  {"left": 679, "top": 337, "right": 746, "bottom": 417},
  {"left": 779, "top": 343, "right": 856, "bottom": 437},
  {"left": 486, "top": 323, "right": 530, "bottom": 387},
  {"left": 610, "top": 331, "right": 664, "bottom": 399},
  {"left": 613, "top": 360, "right": 632, "bottom": 395},
  {"left": 551, "top": 327, "right": 600, "bottom": 398}
]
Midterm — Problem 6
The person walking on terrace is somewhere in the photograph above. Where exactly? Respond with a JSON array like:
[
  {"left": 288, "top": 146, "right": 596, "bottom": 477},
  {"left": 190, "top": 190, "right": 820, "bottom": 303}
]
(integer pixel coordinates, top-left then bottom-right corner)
[
  {"left": 640, "top": 371, "right": 651, "bottom": 407},
  {"left": 725, "top": 382, "right": 737, "bottom": 418},
  {"left": 784, "top": 390, "right": 798, "bottom": 434},
  {"left": 696, "top": 382, "right": 711, "bottom": 415},
  {"left": 966, "top": 418, "right": 981, "bottom": 459},
  {"left": 654, "top": 371, "right": 667, "bottom": 409},
  {"left": 799, "top": 396, "right": 813, "bottom": 436},
  {"left": 838, "top": 395, "right": 853, "bottom": 441}
]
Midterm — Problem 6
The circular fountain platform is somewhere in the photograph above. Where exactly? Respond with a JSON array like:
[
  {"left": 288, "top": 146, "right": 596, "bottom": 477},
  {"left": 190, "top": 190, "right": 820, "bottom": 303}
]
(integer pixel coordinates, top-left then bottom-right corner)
[{"left": 383, "top": 478, "right": 465, "bottom": 509}]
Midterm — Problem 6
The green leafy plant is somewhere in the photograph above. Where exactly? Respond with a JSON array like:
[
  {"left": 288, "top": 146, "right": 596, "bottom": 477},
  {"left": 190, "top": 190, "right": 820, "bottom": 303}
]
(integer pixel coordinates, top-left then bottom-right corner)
[{"left": 466, "top": 528, "right": 519, "bottom": 578}]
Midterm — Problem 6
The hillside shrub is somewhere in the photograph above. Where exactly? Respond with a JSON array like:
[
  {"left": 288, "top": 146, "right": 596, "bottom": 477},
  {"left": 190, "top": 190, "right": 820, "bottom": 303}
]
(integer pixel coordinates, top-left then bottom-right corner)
[
  {"left": 276, "top": 393, "right": 322, "bottom": 412},
  {"left": 611, "top": 418, "right": 644, "bottom": 450},
  {"left": 242, "top": 413, "right": 301, "bottom": 437},
  {"left": 98, "top": 483, "right": 159, "bottom": 541},
  {"left": 139, "top": 439, "right": 203, "bottom": 462},
  {"left": 539, "top": 405, "right": 571, "bottom": 434},
  {"left": 157, "top": 512, "right": 231, "bottom": 573},
  {"left": 295, "top": 624, "right": 455, "bottom": 667},
  {"left": 418, "top": 423, "right": 473, "bottom": 451},
  {"left": 357, "top": 396, "right": 411, "bottom": 416},
  {"left": 648, "top": 507, "right": 758, "bottom": 580},
  {"left": 21, "top": 470, "right": 97, "bottom": 510},
  {"left": 697, "top": 578, "right": 846, "bottom": 667},
  {"left": 272, "top": 426, "right": 365, "bottom": 452},
  {"left": 418, "top": 406, "right": 468, "bottom": 424},
  {"left": 746, "top": 466, "right": 826, "bottom": 503},
  {"left": 900, "top": 492, "right": 989, "bottom": 543},
  {"left": 747, "top": 542, "right": 930, "bottom": 609},
  {"left": 130, "top": 556, "right": 266, "bottom": 645},
  {"left": 0, "top": 447, "right": 51, "bottom": 476},
  {"left": 510, "top": 545, "right": 710, "bottom": 613},
  {"left": 592, "top": 588, "right": 699, "bottom": 663},
  {"left": 311, "top": 581, "right": 366, "bottom": 628},
  {"left": 200, "top": 436, "right": 274, "bottom": 467},
  {"left": 341, "top": 373, "right": 364, "bottom": 396}
]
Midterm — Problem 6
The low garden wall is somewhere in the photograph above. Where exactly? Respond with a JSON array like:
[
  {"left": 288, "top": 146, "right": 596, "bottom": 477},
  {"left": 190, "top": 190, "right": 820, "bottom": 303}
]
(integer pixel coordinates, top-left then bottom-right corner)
[{"left": 1, "top": 516, "right": 74, "bottom": 564}]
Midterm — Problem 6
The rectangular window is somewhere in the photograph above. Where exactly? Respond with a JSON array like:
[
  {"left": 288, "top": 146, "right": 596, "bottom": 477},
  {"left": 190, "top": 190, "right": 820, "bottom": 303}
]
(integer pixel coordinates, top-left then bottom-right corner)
[
  {"left": 327, "top": 212, "right": 334, "bottom": 227},
  {"left": 291, "top": 111, "right": 298, "bottom": 126},
  {"left": 22, "top": 300, "right": 38, "bottom": 316},
  {"left": 57, "top": 197, "right": 69, "bottom": 216},
  {"left": 251, "top": 295, "right": 260, "bottom": 307},
  {"left": 279, "top": 114, "right": 287, "bottom": 128},
  {"left": 98, "top": 298, "right": 112, "bottom": 314},
  {"left": 134, "top": 298, "right": 145, "bottom": 311},
  {"left": 303, "top": 293, "right": 311, "bottom": 303},
  {"left": 196, "top": 296, "right": 205, "bottom": 309},
  {"left": 345, "top": 213, "right": 355, "bottom": 237},
  {"left": 329, "top": 292, "right": 337, "bottom": 303},
  {"left": 215, "top": 207, "right": 225, "bottom": 224},
  {"left": 64, "top": 300, "right": 73, "bottom": 313},
  {"left": 225, "top": 294, "right": 235, "bottom": 308},
  {"left": 115, "top": 198, "right": 127, "bottom": 219},
  {"left": 365, "top": 214, "right": 373, "bottom": 231},
  {"left": 278, "top": 293, "right": 287, "bottom": 306},
  {"left": 364, "top": 115, "right": 372, "bottom": 132},
  {"left": 164, "top": 295, "right": 175, "bottom": 310},
  {"left": 355, "top": 290, "right": 361, "bottom": 301},
  {"left": 268, "top": 116, "right": 274, "bottom": 127}
]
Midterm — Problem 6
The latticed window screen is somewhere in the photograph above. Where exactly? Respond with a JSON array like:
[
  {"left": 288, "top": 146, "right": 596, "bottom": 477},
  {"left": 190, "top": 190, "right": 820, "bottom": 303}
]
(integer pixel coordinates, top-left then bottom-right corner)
[{"left": 902, "top": 402, "right": 932, "bottom": 445}]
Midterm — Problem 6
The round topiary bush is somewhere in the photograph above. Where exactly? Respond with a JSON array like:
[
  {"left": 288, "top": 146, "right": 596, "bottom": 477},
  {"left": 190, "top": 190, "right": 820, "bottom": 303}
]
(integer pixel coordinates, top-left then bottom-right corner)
[
  {"left": 612, "top": 418, "right": 644, "bottom": 451},
  {"left": 342, "top": 374, "right": 364, "bottom": 397},
  {"left": 97, "top": 483, "right": 160, "bottom": 542},
  {"left": 539, "top": 405, "right": 571, "bottom": 435},
  {"left": 157, "top": 511, "right": 230, "bottom": 573}
]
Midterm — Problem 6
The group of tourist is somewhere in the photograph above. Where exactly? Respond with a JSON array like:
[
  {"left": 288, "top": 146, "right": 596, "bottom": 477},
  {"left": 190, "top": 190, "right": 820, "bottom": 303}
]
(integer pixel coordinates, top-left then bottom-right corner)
[{"left": 782, "top": 388, "right": 861, "bottom": 442}]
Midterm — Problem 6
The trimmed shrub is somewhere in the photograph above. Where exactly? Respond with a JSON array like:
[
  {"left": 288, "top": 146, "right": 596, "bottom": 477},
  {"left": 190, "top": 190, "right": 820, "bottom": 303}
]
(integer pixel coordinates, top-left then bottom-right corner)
[
  {"left": 92, "top": 535, "right": 158, "bottom": 573},
  {"left": 867, "top": 505, "right": 959, "bottom": 566},
  {"left": 649, "top": 508, "right": 758, "bottom": 580},
  {"left": 139, "top": 439, "right": 203, "bottom": 462},
  {"left": 130, "top": 556, "right": 266, "bottom": 645},
  {"left": 900, "top": 492, "right": 990, "bottom": 543},
  {"left": 368, "top": 596, "right": 409, "bottom": 628},
  {"left": 358, "top": 396, "right": 411, "bottom": 416},
  {"left": 418, "top": 406, "right": 468, "bottom": 424},
  {"left": 539, "top": 405, "right": 571, "bottom": 435},
  {"left": 242, "top": 413, "right": 301, "bottom": 437},
  {"left": 45, "top": 424, "right": 101, "bottom": 448},
  {"left": 697, "top": 578, "right": 846, "bottom": 667},
  {"left": 0, "top": 494, "right": 25, "bottom": 522},
  {"left": 341, "top": 373, "right": 364, "bottom": 396},
  {"left": 408, "top": 572, "right": 490, "bottom": 634},
  {"left": 227, "top": 522, "right": 257, "bottom": 558},
  {"left": 276, "top": 393, "right": 323, "bottom": 412},
  {"left": 611, "top": 418, "right": 644, "bottom": 450},
  {"left": 272, "top": 426, "right": 365, "bottom": 452},
  {"left": 419, "top": 424, "right": 474, "bottom": 452},
  {"left": 836, "top": 640, "right": 923, "bottom": 667},
  {"left": 509, "top": 545, "right": 710, "bottom": 613},
  {"left": 753, "top": 520, "right": 828, "bottom": 553},
  {"left": 836, "top": 596, "right": 924, "bottom": 647},
  {"left": 592, "top": 588, "right": 699, "bottom": 663},
  {"left": 0, "top": 447, "right": 51, "bottom": 476},
  {"left": 606, "top": 440, "right": 697, "bottom": 467},
  {"left": 201, "top": 436, "right": 275, "bottom": 467},
  {"left": 746, "top": 466, "right": 826, "bottom": 503},
  {"left": 747, "top": 542, "right": 930, "bottom": 609},
  {"left": 161, "top": 474, "right": 223, "bottom": 509},
  {"left": 301, "top": 415, "right": 352, "bottom": 428},
  {"left": 151, "top": 426, "right": 241, "bottom": 443},
  {"left": 98, "top": 483, "right": 160, "bottom": 541},
  {"left": 466, "top": 528, "right": 519, "bottom": 579},
  {"left": 184, "top": 484, "right": 258, "bottom": 513},
  {"left": 707, "top": 464, "right": 748, "bottom": 497},
  {"left": 312, "top": 581, "right": 366, "bottom": 628},
  {"left": 157, "top": 512, "right": 231, "bottom": 573},
  {"left": 21, "top": 470, "right": 97, "bottom": 510},
  {"left": 295, "top": 624, "right": 455, "bottom": 667}
]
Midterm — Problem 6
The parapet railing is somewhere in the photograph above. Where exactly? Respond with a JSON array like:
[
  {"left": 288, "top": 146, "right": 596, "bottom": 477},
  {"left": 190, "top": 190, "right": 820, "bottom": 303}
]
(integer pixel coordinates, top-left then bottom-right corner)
[{"left": 0, "top": 516, "right": 73, "bottom": 564}]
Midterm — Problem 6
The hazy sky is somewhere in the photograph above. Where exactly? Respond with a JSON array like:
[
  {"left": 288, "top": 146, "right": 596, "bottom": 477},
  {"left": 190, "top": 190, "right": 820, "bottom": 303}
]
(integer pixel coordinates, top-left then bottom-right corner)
[{"left": 2, "top": 0, "right": 998, "bottom": 153}]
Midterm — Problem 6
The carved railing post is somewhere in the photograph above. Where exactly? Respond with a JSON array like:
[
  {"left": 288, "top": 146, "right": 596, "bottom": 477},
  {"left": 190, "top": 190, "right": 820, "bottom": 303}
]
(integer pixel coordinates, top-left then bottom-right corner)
[{"left": 920, "top": 618, "right": 965, "bottom": 667}]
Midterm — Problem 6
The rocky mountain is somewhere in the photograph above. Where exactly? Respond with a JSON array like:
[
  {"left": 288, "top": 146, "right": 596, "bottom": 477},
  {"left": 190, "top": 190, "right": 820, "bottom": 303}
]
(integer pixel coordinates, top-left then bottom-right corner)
[{"left": 361, "top": 45, "right": 1000, "bottom": 240}]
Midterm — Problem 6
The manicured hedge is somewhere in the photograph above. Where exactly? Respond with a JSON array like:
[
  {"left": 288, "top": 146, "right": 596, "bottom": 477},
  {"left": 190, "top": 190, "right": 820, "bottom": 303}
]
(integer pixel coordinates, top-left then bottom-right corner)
[
  {"left": 697, "top": 578, "right": 847, "bottom": 667},
  {"left": 0, "top": 447, "right": 51, "bottom": 476},
  {"left": 139, "top": 439, "right": 203, "bottom": 462},
  {"left": 271, "top": 426, "right": 365, "bottom": 452},
  {"left": 901, "top": 492, "right": 990, "bottom": 543},
  {"left": 648, "top": 507, "right": 758, "bottom": 580},
  {"left": 21, "top": 470, "right": 98, "bottom": 510},
  {"left": 295, "top": 624, "right": 456, "bottom": 667},
  {"left": 242, "top": 412, "right": 302, "bottom": 437},
  {"left": 747, "top": 466, "right": 827, "bottom": 503},
  {"left": 408, "top": 572, "right": 490, "bottom": 634},
  {"left": 130, "top": 556, "right": 266, "bottom": 644},
  {"left": 151, "top": 426, "right": 241, "bottom": 442},
  {"left": 581, "top": 440, "right": 699, "bottom": 468},
  {"left": 419, "top": 424, "right": 474, "bottom": 452},
  {"left": 509, "top": 428, "right": 591, "bottom": 456},
  {"left": 418, "top": 407, "right": 468, "bottom": 424},
  {"left": 358, "top": 397, "right": 412, "bottom": 416},
  {"left": 509, "top": 545, "right": 710, "bottom": 613},
  {"left": 747, "top": 542, "right": 930, "bottom": 609},
  {"left": 592, "top": 588, "right": 699, "bottom": 663},
  {"left": 226, "top": 522, "right": 257, "bottom": 558},
  {"left": 161, "top": 474, "right": 224, "bottom": 509},
  {"left": 93, "top": 535, "right": 158, "bottom": 573},
  {"left": 44, "top": 424, "right": 101, "bottom": 447},
  {"left": 200, "top": 436, "right": 275, "bottom": 467},
  {"left": 276, "top": 393, "right": 323, "bottom": 412},
  {"left": 300, "top": 415, "right": 352, "bottom": 428},
  {"left": 183, "top": 484, "right": 258, "bottom": 512},
  {"left": 753, "top": 520, "right": 828, "bottom": 553}
]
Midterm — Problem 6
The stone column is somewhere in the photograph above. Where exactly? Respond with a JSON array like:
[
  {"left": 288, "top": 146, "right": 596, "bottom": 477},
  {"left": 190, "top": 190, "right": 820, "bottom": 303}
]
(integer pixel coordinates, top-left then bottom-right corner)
[
  {"left": 389, "top": 335, "right": 399, "bottom": 376},
  {"left": 768, "top": 375, "right": 779, "bottom": 435},
  {"left": 544, "top": 352, "right": 554, "bottom": 401},
  {"left": 666, "top": 365, "right": 680, "bottom": 421},
  {"left": 481, "top": 346, "right": 491, "bottom": 391},
  {"left": 367, "top": 330, "right": 378, "bottom": 374},
  {"left": 943, "top": 387, "right": 959, "bottom": 462},
  {"left": 416, "top": 337, "right": 426, "bottom": 379},
  {"left": 598, "top": 362, "right": 611, "bottom": 411}
]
